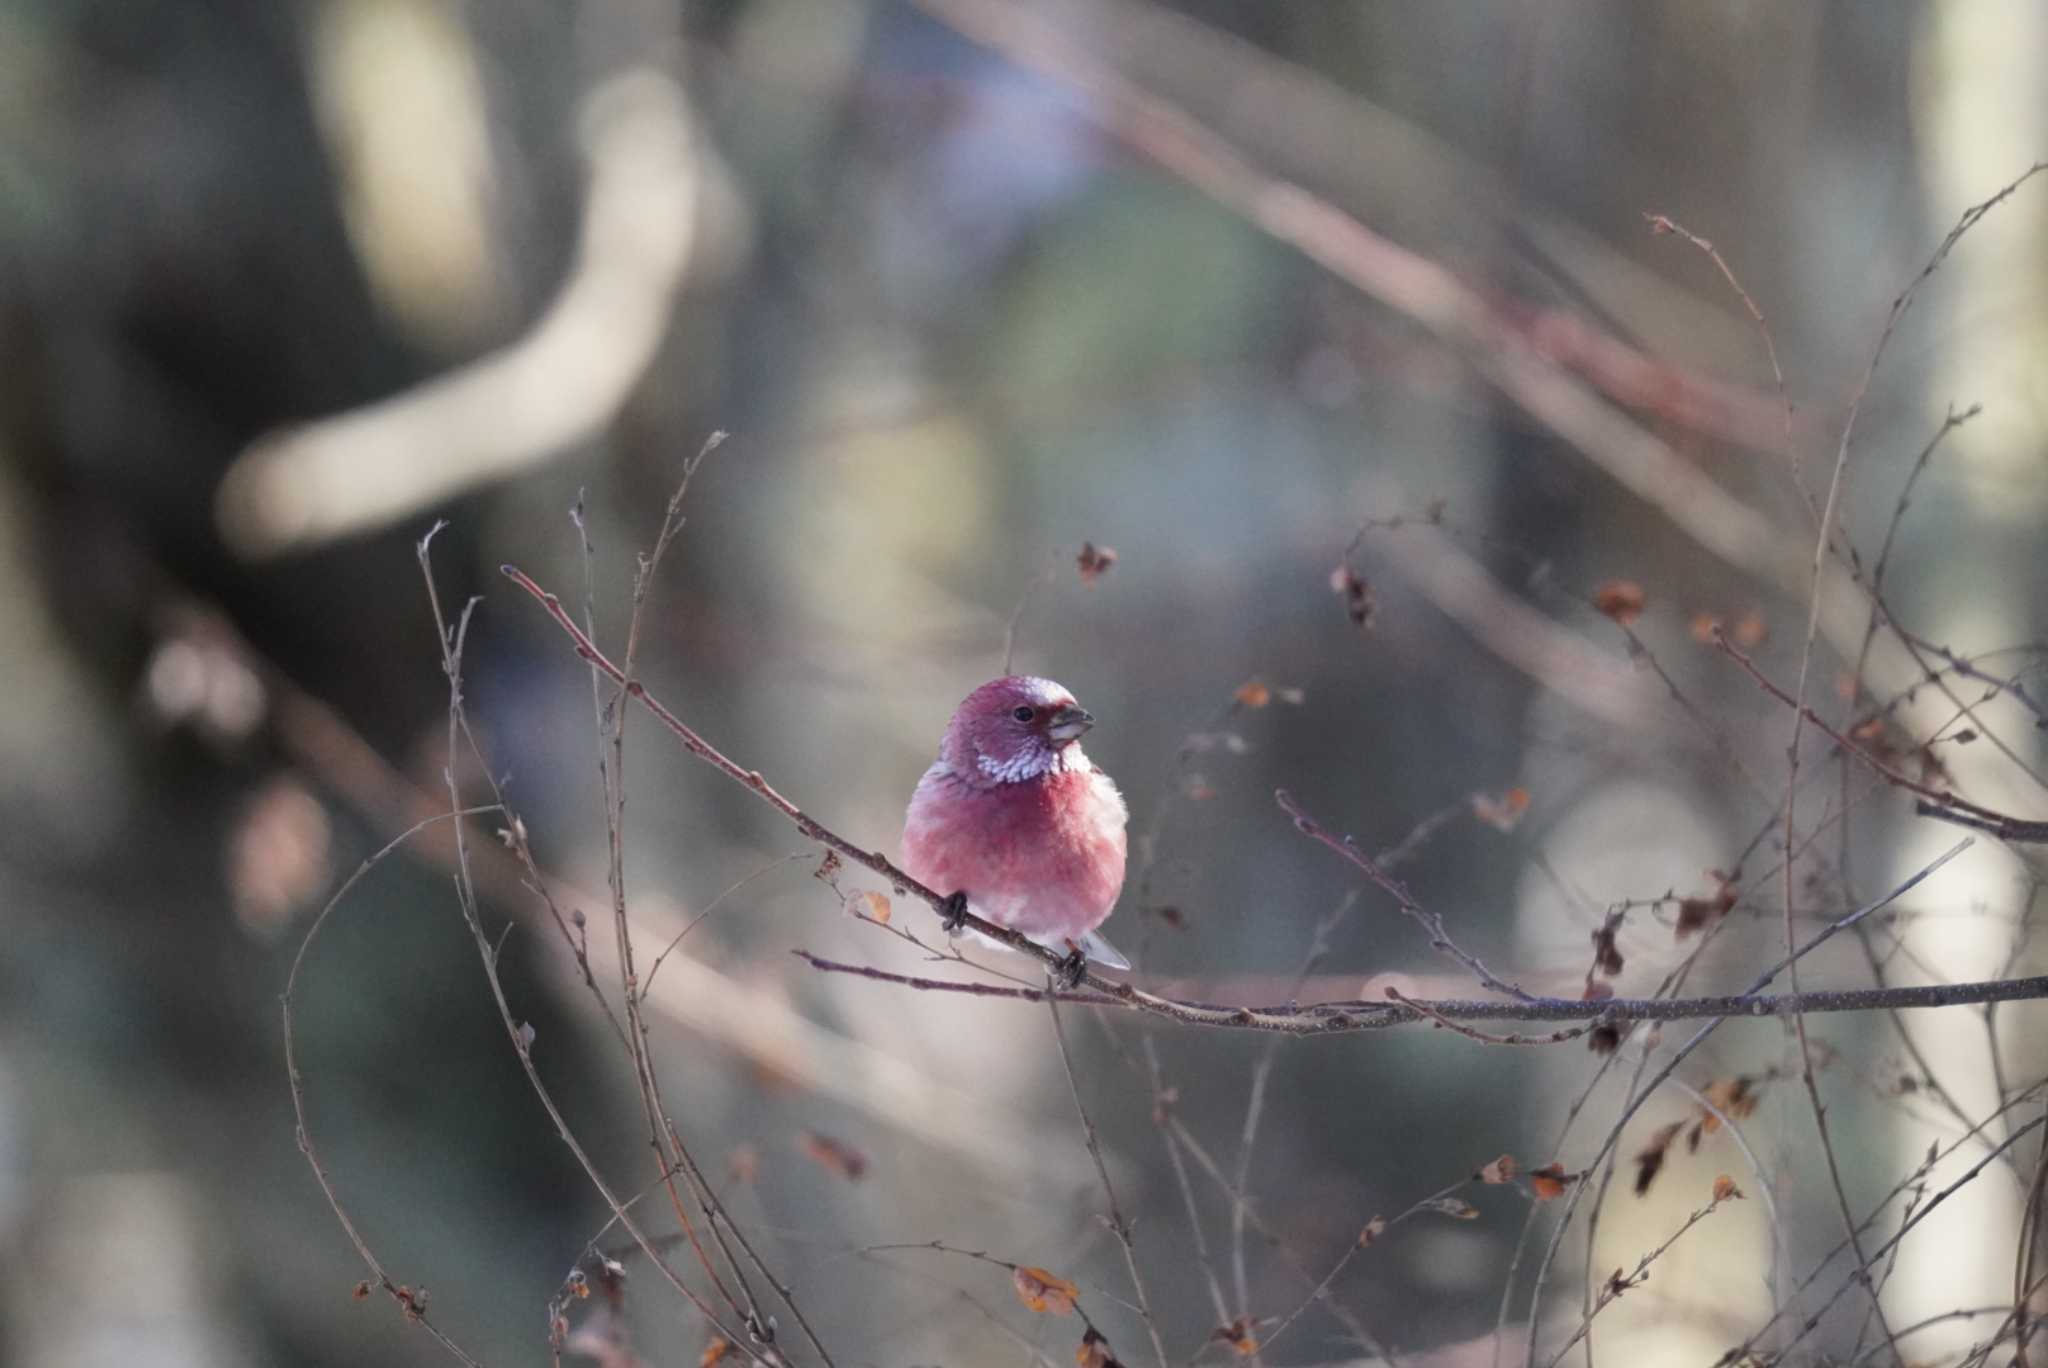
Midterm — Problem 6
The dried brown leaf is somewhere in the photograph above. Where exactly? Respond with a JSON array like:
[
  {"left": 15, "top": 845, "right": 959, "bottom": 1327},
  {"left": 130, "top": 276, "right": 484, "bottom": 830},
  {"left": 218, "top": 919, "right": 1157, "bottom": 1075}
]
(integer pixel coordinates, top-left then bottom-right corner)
[
  {"left": 1700, "top": 1076, "right": 1760, "bottom": 1129},
  {"left": 229, "top": 777, "right": 332, "bottom": 935},
  {"left": 1712, "top": 1174, "right": 1744, "bottom": 1203},
  {"left": 849, "top": 889, "right": 891, "bottom": 924},
  {"left": 701, "top": 1337, "right": 732, "bottom": 1366},
  {"left": 1590, "top": 911, "right": 1624, "bottom": 977},
  {"left": 1076, "top": 542, "right": 1118, "bottom": 585},
  {"left": 1593, "top": 580, "right": 1646, "bottom": 626},
  {"left": 1211, "top": 1318, "right": 1260, "bottom": 1357},
  {"left": 1471, "top": 786, "right": 1531, "bottom": 832},
  {"left": 800, "top": 1131, "right": 867, "bottom": 1181},
  {"left": 1076, "top": 1327, "right": 1125, "bottom": 1368},
  {"left": 1233, "top": 680, "right": 1272, "bottom": 709},
  {"left": 1151, "top": 1085, "right": 1180, "bottom": 1128},
  {"left": 1330, "top": 565, "right": 1377, "bottom": 629},
  {"left": 1528, "top": 1163, "right": 1577, "bottom": 1200},
  {"left": 1013, "top": 1265, "right": 1079, "bottom": 1315},
  {"left": 1676, "top": 880, "right": 1738, "bottom": 940},
  {"left": 1358, "top": 1215, "right": 1388, "bottom": 1246},
  {"left": 1478, "top": 1154, "right": 1519, "bottom": 1185},
  {"left": 1634, "top": 1121, "right": 1685, "bottom": 1197}
]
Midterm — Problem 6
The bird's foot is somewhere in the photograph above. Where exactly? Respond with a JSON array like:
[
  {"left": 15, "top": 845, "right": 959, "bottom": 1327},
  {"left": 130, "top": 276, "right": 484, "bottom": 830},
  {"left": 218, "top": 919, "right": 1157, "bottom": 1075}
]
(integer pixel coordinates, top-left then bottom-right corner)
[
  {"left": 1052, "top": 946, "right": 1088, "bottom": 990},
  {"left": 937, "top": 890, "right": 969, "bottom": 933}
]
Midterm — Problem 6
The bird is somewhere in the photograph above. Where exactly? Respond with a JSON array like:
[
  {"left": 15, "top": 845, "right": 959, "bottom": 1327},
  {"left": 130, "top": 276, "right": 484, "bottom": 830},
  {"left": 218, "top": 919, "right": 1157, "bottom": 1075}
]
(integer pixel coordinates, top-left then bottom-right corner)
[{"left": 901, "top": 675, "right": 1131, "bottom": 984}]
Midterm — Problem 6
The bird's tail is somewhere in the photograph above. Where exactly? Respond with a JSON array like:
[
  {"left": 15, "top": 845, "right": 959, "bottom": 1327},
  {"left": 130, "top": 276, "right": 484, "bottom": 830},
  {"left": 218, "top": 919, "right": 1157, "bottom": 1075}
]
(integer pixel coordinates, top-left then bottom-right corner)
[
  {"left": 1073, "top": 928, "right": 1131, "bottom": 972},
  {"left": 962, "top": 922, "right": 1135, "bottom": 973}
]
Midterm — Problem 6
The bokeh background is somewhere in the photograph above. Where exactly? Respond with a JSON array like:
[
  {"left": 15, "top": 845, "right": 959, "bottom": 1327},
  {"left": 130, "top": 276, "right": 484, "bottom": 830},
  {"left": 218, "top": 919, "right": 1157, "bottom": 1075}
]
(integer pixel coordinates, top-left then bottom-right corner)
[{"left": 3, "top": 1, "right": 2046, "bottom": 1365}]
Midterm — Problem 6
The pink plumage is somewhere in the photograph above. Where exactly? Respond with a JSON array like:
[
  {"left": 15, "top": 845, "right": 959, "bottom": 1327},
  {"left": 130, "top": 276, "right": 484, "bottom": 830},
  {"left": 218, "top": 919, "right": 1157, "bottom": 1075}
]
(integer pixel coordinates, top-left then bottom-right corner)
[{"left": 901, "top": 676, "right": 1131, "bottom": 973}]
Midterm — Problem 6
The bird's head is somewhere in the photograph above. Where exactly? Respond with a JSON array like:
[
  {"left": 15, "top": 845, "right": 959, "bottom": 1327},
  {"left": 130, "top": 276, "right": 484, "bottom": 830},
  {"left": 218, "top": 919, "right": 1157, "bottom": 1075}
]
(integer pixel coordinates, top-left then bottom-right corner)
[{"left": 941, "top": 675, "right": 1095, "bottom": 785}]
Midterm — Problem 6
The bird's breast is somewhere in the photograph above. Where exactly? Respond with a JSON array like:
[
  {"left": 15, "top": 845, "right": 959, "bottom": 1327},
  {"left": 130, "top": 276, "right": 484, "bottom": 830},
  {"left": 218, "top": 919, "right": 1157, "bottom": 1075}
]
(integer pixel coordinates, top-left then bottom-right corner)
[{"left": 900, "top": 763, "right": 1128, "bottom": 938}]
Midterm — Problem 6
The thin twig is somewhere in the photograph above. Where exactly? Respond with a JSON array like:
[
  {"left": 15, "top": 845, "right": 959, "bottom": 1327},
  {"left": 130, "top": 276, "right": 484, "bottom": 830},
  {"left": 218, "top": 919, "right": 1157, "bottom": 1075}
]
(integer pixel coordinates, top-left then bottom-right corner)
[
  {"left": 1617, "top": 622, "right": 1775, "bottom": 803},
  {"left": 642, "top": 851, "right": 811, "bottom": 999},
  {"left": 1131, "top": 682, "right": 1274, "bottom": 941},
  {"left": 1227, "top": 890, "right": 1358, "bottom": 1364},
  {"left": 1259, "top": 1177, "right": 1473, "bottom": 1357},
  {"left": 283, "top": 807, "right": 498, "bottom": 1367},
  {"left": 1962, "top": 1263, "right": 2048, "bottom": 1368},
  {"left": 1276, "top": 789, "right": 1533, "bottom": 1000},
  {"left": 1862, "top": 404, "right": 1981, "bottom": 655},
  {"left": 600, "top": 474, "right": 762, "bottom": 1339},
  {"left": 1896, "top": 631, "right": 2048, "bottom": 732},
  {"left": 1159, "top": 1111, "right": 1397, "bottom": 1362},
  {"left": 1717, "top": 634, "right": 2047, "bottom": 839},
  {"left": 860, "top": 1240, "right": 1116, "bottom": 1340},
  {"left": 569, "top": 483, "right": 756, "bottom": 1337},
  {"left": 1850, "top": 1307, "right": 2025, "bottom": 1367},
  {"left": 1001, "top": 551, "right": 1062, "bottom": 677},
  {"left": 1723, "top": 1079, "right": 2048, "bottom": 1365},
  {"left": 1643, "top": 212, "right": 1805, "bottom": 522},
  {"left": 1802, "top": 327, "right": 1974, "bottom": 1359},
  {"left": 418, "top": 529, "right": 767, "bottom": 1361},
  {"left": 1719, "top": 1115, "right": 2048, "bottom": 1367},
  {"left": 1047, "top": 990, "right": 1168, "bottom": 1368},
  {"left": 1140, "top": 1038, "right": 1236, "bottom": 1342},
  {"left": 1543, "top": 1184, "right": 1739, "bottom": 1368},
  {"left": 597, "top": 436, "right": 837, "bottom": 1365},
  {"left": 1521, "top": 840, "right": 1972, "bottom": 1368},
  {"left": 2014, "top": 1117, "right": 2048, "bottom": 1365}
]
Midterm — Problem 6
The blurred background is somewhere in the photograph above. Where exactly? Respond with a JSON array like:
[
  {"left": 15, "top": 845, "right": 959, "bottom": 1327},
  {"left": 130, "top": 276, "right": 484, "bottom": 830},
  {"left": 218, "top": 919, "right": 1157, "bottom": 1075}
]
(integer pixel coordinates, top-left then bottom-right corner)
[{"left": 2, "top": 1, "right": 2046, "bottom": 1364}]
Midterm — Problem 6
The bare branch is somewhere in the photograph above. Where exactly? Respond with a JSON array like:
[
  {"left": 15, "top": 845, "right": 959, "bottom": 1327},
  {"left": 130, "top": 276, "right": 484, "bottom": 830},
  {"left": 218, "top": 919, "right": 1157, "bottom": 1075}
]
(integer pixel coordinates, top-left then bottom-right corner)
[
  {"left": 417, "top": 533, "right": 767, "bottom": 1361},
  {"left": 1276, "top": 789, "right": 1533, "bottom": 1000},
  {"left": 1543, "top": 1182, "right": 1740, "bottom": 1368},
  {"left": 1643, "top": 212, "right": 1803, "bottom": 520},
  {"left": 1047, "top": 991, "right": 1169, "bottom": 1368},
  {"left": 796, "top": 959, "right": 2048, "bottom": 1038},
  {"left": 1718, "top": 634, "right": 2047, "bottom": 840},
  {"left": 282, "top": 806, "right": 499, "bottom": 1367},
  {"left": 1523, "top": 837, "right": 1972, "bottom": 1368}
]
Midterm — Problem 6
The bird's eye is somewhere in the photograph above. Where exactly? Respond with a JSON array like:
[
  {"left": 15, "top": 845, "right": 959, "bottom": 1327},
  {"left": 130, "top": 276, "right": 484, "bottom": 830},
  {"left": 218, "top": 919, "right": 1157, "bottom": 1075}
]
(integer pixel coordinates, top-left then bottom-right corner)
[{"left": 1011, "top": 705, "right": 1036, "bottom": 723}]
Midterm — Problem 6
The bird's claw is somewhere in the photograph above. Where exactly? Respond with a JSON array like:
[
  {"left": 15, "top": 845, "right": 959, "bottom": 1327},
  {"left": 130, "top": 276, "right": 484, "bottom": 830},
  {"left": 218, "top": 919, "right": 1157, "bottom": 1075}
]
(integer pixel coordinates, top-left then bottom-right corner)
[
  {"left": 1052, "top": 947, "right": 1087, "bottom": 990},
  {"left": 937, "top": 891, "right": 969, "bottom": 933}
]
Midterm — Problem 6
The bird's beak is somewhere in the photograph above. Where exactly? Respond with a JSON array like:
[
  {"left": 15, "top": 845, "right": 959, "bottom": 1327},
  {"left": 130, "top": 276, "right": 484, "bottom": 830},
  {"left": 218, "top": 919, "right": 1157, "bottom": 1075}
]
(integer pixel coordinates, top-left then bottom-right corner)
[{"left": 1048, "top": 704, "right": 1094, "bottom": 743}]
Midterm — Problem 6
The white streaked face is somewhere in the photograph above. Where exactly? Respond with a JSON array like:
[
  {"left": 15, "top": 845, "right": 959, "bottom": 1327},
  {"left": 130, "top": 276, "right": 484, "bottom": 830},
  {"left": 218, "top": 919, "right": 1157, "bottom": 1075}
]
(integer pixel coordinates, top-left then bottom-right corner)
[{"left": 963, "top": 677, "right": 1095, "bottom": 783}]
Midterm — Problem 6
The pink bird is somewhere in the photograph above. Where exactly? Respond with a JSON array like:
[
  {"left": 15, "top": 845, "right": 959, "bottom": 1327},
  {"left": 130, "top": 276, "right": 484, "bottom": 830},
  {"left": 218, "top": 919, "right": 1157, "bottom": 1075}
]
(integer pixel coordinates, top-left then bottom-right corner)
[{"left": 902, "top": 676, "right": 1130, "bottom": 982}]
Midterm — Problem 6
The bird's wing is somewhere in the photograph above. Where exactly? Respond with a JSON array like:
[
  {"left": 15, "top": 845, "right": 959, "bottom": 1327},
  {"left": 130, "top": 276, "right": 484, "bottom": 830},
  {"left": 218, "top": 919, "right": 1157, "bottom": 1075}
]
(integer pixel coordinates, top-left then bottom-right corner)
[{"left": 1076, "top": 927, "right": 1131, "bottom": 972}]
